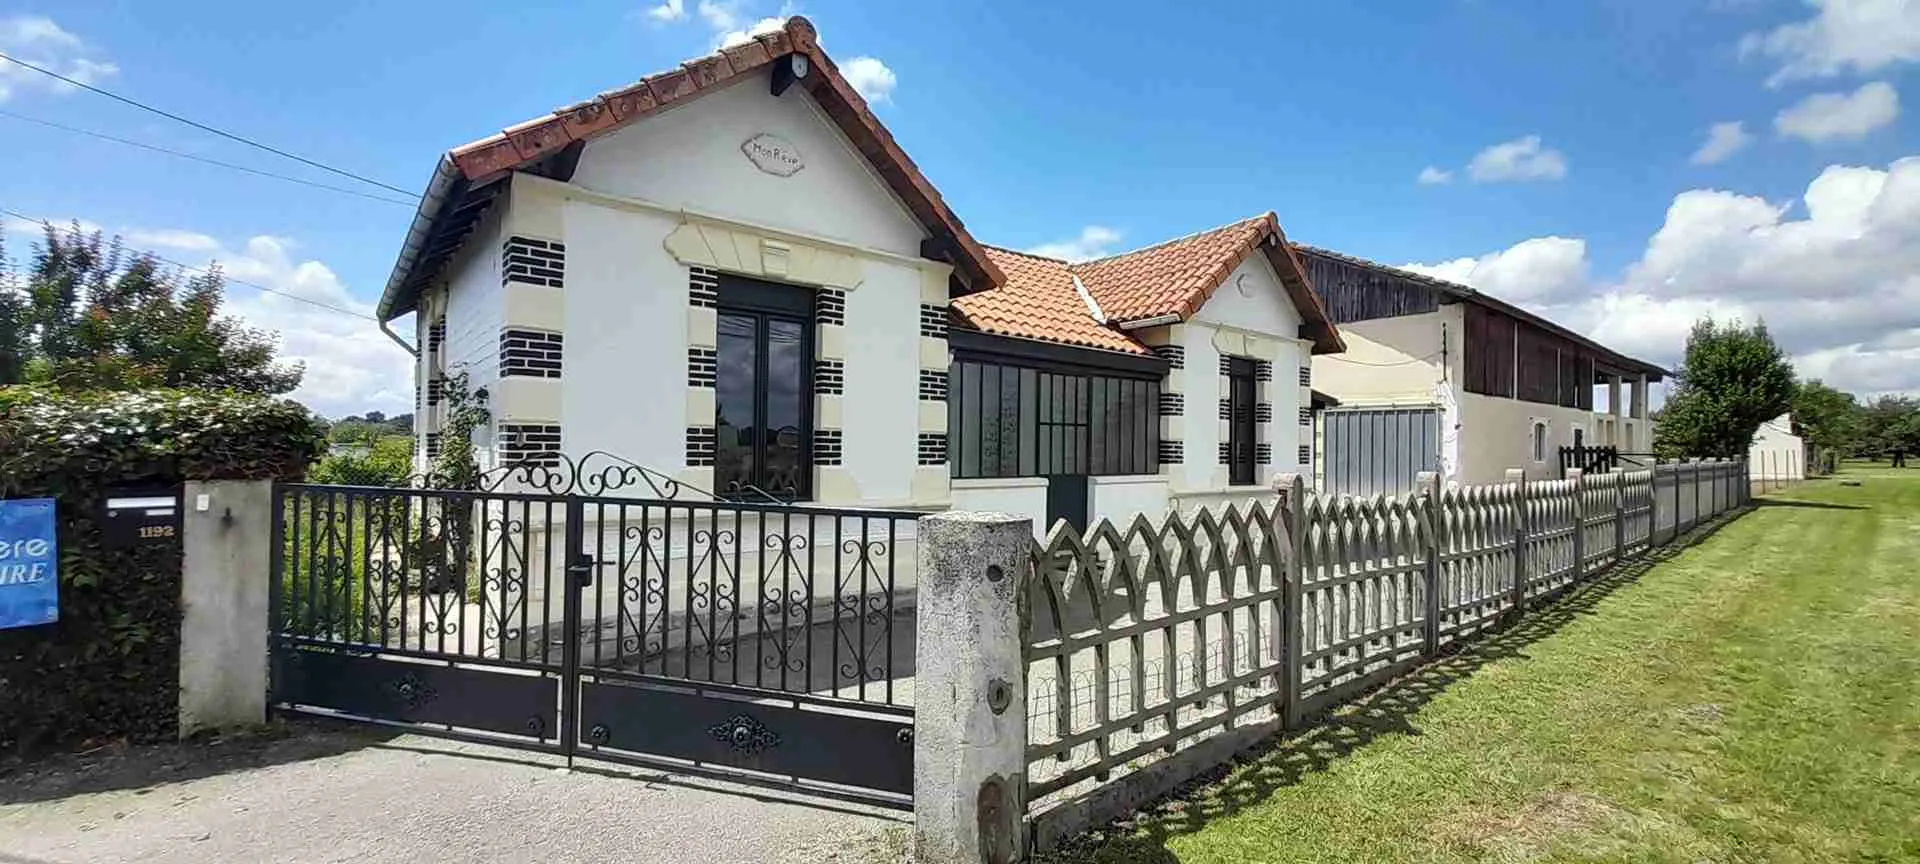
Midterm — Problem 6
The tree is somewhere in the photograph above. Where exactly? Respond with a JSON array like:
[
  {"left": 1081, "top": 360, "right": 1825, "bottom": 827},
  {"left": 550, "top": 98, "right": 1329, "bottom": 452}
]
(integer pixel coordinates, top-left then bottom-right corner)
[
  {"left": 1653, "top": 318, "right": 1796, "bottom": 459},
  {"left": 0, "top": 222, "right": 301, "bottom": 393},
  {"left": 1791, "top": 379, "right": 1859, "bottom": 456},
  {"left": 1859, "top": 395, "right": 1920, "bottom": 457}
]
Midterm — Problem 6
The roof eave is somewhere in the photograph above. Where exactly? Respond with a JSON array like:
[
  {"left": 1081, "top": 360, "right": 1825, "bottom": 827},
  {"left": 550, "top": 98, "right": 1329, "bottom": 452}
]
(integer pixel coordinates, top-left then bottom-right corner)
[{"left": 376, "top": 155, "right": 464, "bottom": 322}]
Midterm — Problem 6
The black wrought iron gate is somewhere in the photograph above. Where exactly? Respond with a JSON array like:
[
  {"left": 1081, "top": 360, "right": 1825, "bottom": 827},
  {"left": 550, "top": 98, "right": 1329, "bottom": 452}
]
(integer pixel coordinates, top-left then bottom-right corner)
[{"left": 268, "top": 454, "right": 918, "bottom": 808}]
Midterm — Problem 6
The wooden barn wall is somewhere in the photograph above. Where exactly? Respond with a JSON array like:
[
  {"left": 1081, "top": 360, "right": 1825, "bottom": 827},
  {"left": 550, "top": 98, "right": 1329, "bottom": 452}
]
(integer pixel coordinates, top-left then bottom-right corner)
[
  {"left": 1510, "top": 317, "right": 1594, "bottom": 410},
  {"left": 1463, "top": 303, "right": 1517, "bottom": 398},
  {"left": 1300, "top": 253, "right": 1441, "bottom": 324}
]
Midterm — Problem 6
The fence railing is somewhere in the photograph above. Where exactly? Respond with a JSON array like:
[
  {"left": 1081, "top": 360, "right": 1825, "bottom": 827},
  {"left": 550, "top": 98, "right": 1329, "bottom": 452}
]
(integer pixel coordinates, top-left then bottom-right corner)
[{"left": 1013, "top": 458, "right": 1749, "bottom": 850}]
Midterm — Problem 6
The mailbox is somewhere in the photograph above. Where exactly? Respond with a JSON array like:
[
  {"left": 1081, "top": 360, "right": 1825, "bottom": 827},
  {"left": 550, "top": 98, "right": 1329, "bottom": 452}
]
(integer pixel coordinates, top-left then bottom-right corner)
[{"left": 101, "top": 485, "right": 182, "bottom": 548}]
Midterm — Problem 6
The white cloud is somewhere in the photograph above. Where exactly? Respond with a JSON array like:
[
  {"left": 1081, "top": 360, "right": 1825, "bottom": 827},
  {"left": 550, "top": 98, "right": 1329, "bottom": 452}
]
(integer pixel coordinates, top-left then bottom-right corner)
[
  {"left": 0, "top": 15, "right": 118, "bottom": 103},
  {"left": 716, "top": 15, "right": 785, "bottom": 48},
  {"left": 644, "top": 0, "right": 686, "bottom": 22},
  {"left": 1775, "top": 80, "right": 1900, "bottom": 141},
  {"left": 1402, "top": 237, "right": 1591, "bottom": 305},
  {"left": 840, "top": 56, "right": 897, "bottom": 104},
  {"left": 1417, "top": 166, "right": 1454, "bottom": 185},
  {"left": 1741, "top": 0, "right": 1920, "bottom": 85},
  {"left": 1466, "top": 135, "right": 1569, "bottom": 183},
  {"left": 695, "top": 0, "right": 739, "bottom": 30},
  {"left": 123, "top": 228, "right": 221, "bottom": 253},
  {"left": 1691, "top": 121, "right": 1754, "bottom": 165},
  {"left": 1410, "top": 156, "right": 1920, "bottom": 397},
  {"left": 1028, "top": 226, "right": 1123, "bottom": 262}
]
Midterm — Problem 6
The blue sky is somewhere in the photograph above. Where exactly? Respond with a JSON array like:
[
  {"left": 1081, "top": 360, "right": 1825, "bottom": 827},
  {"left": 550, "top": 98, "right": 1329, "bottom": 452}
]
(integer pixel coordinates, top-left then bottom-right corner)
[{"left": 3, "top": 0, "right": 1917, "bottom": 416}]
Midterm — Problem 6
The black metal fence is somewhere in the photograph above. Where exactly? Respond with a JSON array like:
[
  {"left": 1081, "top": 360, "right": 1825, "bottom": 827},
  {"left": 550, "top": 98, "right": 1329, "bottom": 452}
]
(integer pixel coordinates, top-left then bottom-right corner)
[{"left": 269, "top": 453, "right": 920, "bottom": 804}]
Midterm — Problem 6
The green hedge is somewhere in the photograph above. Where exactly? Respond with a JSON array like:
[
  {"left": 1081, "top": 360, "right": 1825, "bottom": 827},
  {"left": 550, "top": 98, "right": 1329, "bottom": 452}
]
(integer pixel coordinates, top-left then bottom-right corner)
[{"left": 0, "top": 387, "right": 323, "bottom": 752}]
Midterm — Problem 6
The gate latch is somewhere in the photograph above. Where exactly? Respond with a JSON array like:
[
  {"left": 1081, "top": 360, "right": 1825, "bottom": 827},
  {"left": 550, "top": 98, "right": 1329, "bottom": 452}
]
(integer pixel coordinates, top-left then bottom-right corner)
[{"left": 567, "top": 554, "right": 596, "bottom": 589}]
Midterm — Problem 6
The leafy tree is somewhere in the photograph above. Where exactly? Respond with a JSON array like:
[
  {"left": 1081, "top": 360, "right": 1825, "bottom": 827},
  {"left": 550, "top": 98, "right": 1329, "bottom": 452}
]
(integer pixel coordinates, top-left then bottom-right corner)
[
  {"left": 1653, "top": 318, "right": 1796, "bottom": 459},
  {"left": 1791, "top": 380, "right": 1859, "bottom": 456},
  {"left": 0, "top": 222, "right": 301, "bottom": 393},
  {"left": 1859, "top": 395, "right": 1920, "bottom": 457},
  {"left": 308, "top": 433, "right": 414, "bottom": 487}
]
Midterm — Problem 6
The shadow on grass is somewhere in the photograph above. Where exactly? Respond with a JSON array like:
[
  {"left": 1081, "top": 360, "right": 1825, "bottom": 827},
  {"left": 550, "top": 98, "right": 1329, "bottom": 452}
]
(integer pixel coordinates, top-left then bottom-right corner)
[
  {"left": 0, "top": 719, "right": 402, "bottom": 806},
  {"left": 1041, "top": 508, "right": 1752, "bottom": 863},
  {"left": 1753, "top": 498, "right": 1868, "bottom": 511}
]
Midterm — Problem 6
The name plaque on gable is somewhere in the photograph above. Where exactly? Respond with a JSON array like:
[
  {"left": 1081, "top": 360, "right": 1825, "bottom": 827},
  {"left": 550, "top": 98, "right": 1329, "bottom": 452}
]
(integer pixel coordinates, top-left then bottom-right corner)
[{"left": 742, "top": 133, "right": 804, "bottom": 177}]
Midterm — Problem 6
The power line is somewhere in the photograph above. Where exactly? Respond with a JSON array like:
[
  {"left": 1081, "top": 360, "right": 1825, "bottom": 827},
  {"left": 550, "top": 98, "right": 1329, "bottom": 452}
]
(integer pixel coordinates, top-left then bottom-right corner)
[
  {"left": 0, "top": 206, "right": 377, "bottom": 322},
  {"left": 1320, "top": 350, "right": 1446, "bottom": 368},
  {"left": 0, "top": 52, "right": 417, "bottom": 198},
  {"left": 0, "top": 109, "right": 416, "bottom": 207}
]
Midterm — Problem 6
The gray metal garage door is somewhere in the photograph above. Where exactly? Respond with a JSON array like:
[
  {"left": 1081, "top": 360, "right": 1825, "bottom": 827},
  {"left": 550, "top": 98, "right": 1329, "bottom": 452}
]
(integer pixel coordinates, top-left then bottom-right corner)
[{"left": 1321, "top": 407, "right": 1441, "bottom": 497}]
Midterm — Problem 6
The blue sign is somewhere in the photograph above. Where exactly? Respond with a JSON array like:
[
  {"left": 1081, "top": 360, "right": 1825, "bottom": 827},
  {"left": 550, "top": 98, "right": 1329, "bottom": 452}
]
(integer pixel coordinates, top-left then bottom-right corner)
[{"left": 0, "top": 498, "right": 58, "bottom": 629}]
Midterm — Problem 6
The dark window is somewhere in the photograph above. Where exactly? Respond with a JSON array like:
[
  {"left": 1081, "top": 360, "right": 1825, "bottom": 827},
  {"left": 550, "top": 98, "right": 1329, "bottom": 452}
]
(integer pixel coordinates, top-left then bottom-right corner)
[
  {"left": 949, "top": 360, "right": 1159, "bottom": 479},
  {"left": 714, "top": 277, "right": 813, "bottom": 500},
  {"left": 1227, "top": 357, "right": 1257, "bottom": 486}
]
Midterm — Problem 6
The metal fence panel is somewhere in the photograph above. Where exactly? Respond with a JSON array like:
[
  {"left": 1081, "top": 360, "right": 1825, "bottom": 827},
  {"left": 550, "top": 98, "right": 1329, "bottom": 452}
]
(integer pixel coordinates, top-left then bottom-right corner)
[{"left": 1322, "top": 407, "right": 1441, "bottom": 497}]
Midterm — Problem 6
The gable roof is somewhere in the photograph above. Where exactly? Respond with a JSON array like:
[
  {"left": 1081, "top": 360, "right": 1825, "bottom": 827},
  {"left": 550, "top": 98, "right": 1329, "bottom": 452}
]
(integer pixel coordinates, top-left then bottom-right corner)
[
  {"left": 955, "top": 248, "right": 1153, "bottom": 355},
  {"left": 377, "top": 17, "right": 1001, "bottom": 321},
  {"left": 1291, "top": 243, "right": 1667, "bottom": 378},
  {"left": 951, "top": 213, "right": 1345, "bottom": 358}
]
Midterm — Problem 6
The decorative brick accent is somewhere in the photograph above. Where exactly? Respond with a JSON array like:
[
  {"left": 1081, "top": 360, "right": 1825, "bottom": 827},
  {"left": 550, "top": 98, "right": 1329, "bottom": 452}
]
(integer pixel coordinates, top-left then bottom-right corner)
[
  {"left": 917, "top": 433, "right": 947, "bottom": 465},
  {"left": 815, "top": 359, "right": 845, "bottom": 395},
  {"left": 1219, "top": 355, "right": 1235, "bottom": 375},
  {"left": 688, "top": 347, "right": 717, "bottom": 387},
  {"left": 1257, "top": 443, "right": 1274, "bottom": 465},
  {"left": 1218, "top": 442, "right": 1232, "bottom": 465},
  {"left": 1299, "top": 406, "right": 1313, "bottom": 425},
  {"left": 500, "top": 423, "right": 562, "bottom": 466},
  {"left": 1219, "top": 400, "right": 1233, "bottom": 421},
  {"left": 813, "top": 429, "right": 844, "bottom": 465},
  {"left": 1254, "top": 359, "right": 1273, "bottom": 382},
  {"left": 1158, "top": 392, "right": 1183, "bottom": 416},
  {"left": 1298, "top": 444, "right": 1311, "bottom": 464},
  {"left": 1152, "top": 345, "right": 1185, "bottom": 369},
  {"left": 426, "top": 376, "right": 445, "bottom": 407},
  {"left": 1296, "top": 365, "right": 1310, "bottom": 386},
  {"left": 1157, "top": 440, "right": 1184, "bottom": 465},
  {"left": 499, "top": 328, "right": 563, "bottom": 379},
  {"left": 427, "top": 319, "right": 446, "bottom": 353},
  {"left": 918, "top": 369, "right": 948, "bottom": 401},
  {"left": 816, "top": 287, "right": 846, "bottom": 326},
  {"left": 1255, "top": 402, "right": 1273, "bottom": 423},
  {"left": 689, "top": 267, "right": 719, "bottom": 308},
  {"left": 502, "top": 236, "right": 565, "bottom": 288},
  {"left": 686, "top": 427, "right": 717, "bottom": 466},
  {"left": 424, "top": 432, "right": 442, "bottom": 461},
  {"left": 919, "top": 304, "right": 948, "bottom": 339}
]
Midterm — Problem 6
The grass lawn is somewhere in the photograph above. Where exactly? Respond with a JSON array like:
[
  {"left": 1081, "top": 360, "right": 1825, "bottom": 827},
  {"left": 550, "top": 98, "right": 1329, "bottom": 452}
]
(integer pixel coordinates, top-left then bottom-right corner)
[{"left": 1045, "top": 466, "right": 1920, "bottom": 863}]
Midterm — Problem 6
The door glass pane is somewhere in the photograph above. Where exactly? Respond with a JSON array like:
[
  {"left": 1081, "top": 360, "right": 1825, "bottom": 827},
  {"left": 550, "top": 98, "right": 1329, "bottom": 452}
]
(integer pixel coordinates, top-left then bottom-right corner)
[
  {"left": 762, "top": 318, "right": 807, "bottom": 498},
  {"left": 715, "top": 313, "right": 759, "bottom": 496}
]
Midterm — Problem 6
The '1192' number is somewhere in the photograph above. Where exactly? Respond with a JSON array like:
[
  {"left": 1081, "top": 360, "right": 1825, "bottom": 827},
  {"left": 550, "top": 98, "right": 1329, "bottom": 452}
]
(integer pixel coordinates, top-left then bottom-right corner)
[{"left": 138, "top": 525, "right": 175, "bottom": 539}]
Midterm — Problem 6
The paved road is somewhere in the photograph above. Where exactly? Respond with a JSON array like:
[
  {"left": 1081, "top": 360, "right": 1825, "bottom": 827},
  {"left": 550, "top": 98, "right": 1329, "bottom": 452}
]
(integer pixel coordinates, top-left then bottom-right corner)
[{"left": 0, "top": 724, "right": 905, "bottom": 864}]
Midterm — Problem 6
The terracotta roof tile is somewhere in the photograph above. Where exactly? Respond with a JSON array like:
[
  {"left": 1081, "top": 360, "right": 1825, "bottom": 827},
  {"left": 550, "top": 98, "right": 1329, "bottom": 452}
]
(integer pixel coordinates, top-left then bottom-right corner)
[
  {"left": 1074, "top": 215, "right": 1273, "bottom": 322},
  {"left": 952, "top": 249, "right": 1151, "bottom": 355}
]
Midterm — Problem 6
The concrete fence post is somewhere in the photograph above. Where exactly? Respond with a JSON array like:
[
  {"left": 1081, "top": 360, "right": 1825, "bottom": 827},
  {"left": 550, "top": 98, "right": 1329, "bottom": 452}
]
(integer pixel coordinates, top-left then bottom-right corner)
[
  {"left": 1613, "top": 471, "right": 1627, "bottom": 561},
  {"left": 914, "top": 511, "right": 1033, "bottom": 864},
  {"left": 178, "top": 479, "right": 274, "bottom": 738},
  {"left": 1506, "top": 468, "right": 1528, "bottom": 618},
  {"left": 1567, "top": 468, "right": 1585, "bottom": 582},
  {"left": 1273, "top": 473, "right": 1307, "bottom": 732},
  {"left": 1416, "top": 471, "right": 1442, "bottom": 657}
]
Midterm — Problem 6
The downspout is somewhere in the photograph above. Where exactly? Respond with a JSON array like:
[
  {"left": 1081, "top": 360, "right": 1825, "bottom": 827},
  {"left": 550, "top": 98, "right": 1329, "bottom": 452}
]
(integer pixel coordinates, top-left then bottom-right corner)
[{"left": 380, "top": 318, "right": 419, "bottom": 358}]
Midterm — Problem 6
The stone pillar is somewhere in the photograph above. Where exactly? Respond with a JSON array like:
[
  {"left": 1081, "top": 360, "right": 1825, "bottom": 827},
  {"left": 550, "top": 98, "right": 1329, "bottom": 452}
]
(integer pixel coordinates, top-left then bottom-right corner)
[
  {"left": 178, "top": 480, "right": 273, "bottom": 738},
  {"left": 1630, "top": 375, "right": 1649, "bottom": 420},
  {"left": 1416, "top": 471, "right": 1442, "bottom": 656},
  {"left": 1507, "top": 468, "right": 1529, "bottom": 616},
  {"left": 1566, "top": 468, "right": 1585, "bottom": 581},
  {"left": 1608, "top": 374, "right": 1623, "bottom": 418},
  {"left": 914, "top": 511, "right": 1033, "bottom": 864}
]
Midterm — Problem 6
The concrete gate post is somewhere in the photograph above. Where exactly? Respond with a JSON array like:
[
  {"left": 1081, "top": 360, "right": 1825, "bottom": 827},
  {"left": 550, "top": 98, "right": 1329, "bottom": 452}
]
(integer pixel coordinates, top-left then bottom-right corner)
[
  {"left": 178, "top": 480, "right": 274, "bottom": 737},
  {"left": 913, "top": 511, "right": 1033, "bottom": 864}
]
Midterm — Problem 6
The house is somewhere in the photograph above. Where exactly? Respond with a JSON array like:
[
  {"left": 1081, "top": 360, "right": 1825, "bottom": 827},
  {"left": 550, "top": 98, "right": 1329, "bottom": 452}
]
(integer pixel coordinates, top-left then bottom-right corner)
[
  {"left": 1748, "top": 413, "right": 1807, "bottom": 485},
  {"left": 1293, "top": 246, "right": 1665, "bottom": 491},
  {"left": 377, "top": 17, "right": 1342, "bottom": 533}
]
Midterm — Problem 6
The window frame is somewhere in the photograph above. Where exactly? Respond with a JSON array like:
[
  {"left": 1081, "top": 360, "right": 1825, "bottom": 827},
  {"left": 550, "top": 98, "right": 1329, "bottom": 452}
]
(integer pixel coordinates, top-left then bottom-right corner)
[
  {"left": 714, "top": 275, "right": 816, "bottom": 502},
  {"left": 1226, "top": 356, "right": 1258, "bottom": 486},
  {"left": 1530, "top": 419, "right": 1549, "bottom": 464},
  {"left": 947, "top": 331, "right": 1168, "bottom": 481}
]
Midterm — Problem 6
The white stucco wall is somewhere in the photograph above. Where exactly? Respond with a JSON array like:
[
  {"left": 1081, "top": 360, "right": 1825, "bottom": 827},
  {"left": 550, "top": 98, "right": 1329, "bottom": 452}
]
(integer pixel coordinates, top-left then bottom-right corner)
[
  {"left": 1309, "top": 308, "right": 1449, "bottom": 406},
  {"left": 1089, "top": 475, "right": 1170, "bottom": 528},
  {"left": 841, "top": 262, "right": 923, "bottom": 503},
  {"left": 1176, "top": 253, "right": 1312, "bottom": 493},
  {"left": 561, "top": 201, "right": 689, "bottom": 469},
  {"left": 951, "top": 478, "right": 1050, "bottom": 539},
  {"left": 442, "top": 207, "right": 505, "bottom": 387},
  {"left": 1456, "top": 392, "right": 1607, "bottom": 483},
  {"left": 568, "top": 74, "right": 924, "bottom": 259}
]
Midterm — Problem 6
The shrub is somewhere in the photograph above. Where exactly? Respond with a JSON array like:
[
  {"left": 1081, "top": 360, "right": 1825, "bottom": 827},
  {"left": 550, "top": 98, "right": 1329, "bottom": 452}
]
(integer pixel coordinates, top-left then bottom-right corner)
[
  {"left": 0, "top": 387, "right": 323, "bottom": 752},
  {"left": 308, "top": 434, "right": 414, "bottom": 487}
]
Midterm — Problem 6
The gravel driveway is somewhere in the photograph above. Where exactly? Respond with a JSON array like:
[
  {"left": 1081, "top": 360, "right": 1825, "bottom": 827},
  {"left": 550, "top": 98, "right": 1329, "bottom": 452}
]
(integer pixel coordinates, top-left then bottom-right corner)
[{"left": 0, "top": 723, "right": 905, "bottom": 864}]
